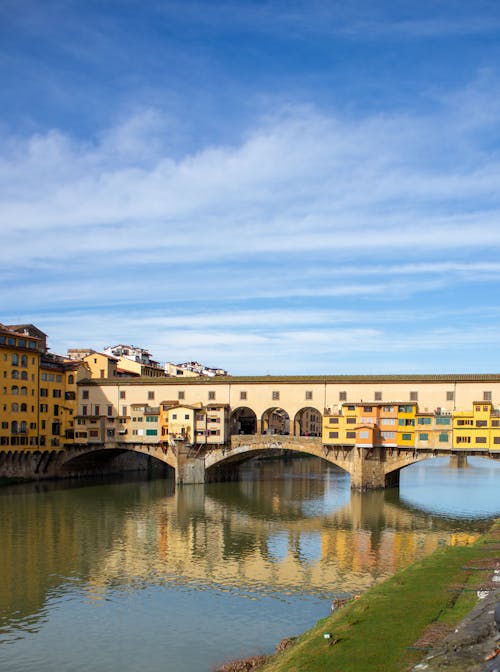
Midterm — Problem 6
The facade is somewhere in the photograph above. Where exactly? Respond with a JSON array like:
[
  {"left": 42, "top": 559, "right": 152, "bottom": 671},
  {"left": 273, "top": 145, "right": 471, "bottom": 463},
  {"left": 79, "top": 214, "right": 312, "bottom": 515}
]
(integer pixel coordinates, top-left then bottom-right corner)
[{"left": 165, "top": 361, "right": 228, "bottom": 377}]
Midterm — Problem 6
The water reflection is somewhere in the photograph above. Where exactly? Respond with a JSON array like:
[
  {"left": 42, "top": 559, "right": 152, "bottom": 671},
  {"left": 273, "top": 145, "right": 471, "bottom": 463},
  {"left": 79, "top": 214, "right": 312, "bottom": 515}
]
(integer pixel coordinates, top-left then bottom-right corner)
[{"left": 0, "top": 456, "right": 498, "bottom": 672}]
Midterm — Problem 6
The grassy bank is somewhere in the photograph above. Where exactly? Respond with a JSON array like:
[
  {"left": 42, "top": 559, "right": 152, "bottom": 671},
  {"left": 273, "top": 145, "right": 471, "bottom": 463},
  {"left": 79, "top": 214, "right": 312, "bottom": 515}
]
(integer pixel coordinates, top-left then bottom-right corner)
[{"left": 259, "top": 520, "right": 500, "bottom": 672}]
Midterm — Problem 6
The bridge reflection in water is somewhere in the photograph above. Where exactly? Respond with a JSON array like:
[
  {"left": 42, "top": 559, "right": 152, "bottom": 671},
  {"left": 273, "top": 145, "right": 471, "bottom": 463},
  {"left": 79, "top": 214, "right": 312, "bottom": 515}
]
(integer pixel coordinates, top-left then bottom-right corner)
[{"left": 1, "top": 456, "right": 492, "bottom": 643}]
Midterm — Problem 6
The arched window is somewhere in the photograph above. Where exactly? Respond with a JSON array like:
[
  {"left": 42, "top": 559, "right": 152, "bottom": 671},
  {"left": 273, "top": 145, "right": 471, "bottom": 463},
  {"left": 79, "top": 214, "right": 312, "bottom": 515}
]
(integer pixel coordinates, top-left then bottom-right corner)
[
  {"left": 11, "top": 370, "right": 19, "bottom": 379},
  {"left": 11, "top": 385, "right": 19, "bottom": 395},
  {"left": 21, "top": 355, "right": 27, "bottom": 367},
  {"left": 20, "top": 421, "right": 27, "bottom": 433},
  {"left": 68, "top": 374, "right": 74, "bottom": 384},
  {"left": 20, "top": 371, "right": 28, "bottom": 380},
  {"left": 20, "top": 403, "right": 27, "bottom": 412},
  {"left": 11, "top": 403, "right": 19, "bottom": 412},
  {"left": 11, "top": 353, "right": 18, "bottom": 366},
  {"left": 11, "top": 421, "right": 18, "bottom": 433},
  {"left": 20, "top": 386, "right": 27, "bottom": 396}
]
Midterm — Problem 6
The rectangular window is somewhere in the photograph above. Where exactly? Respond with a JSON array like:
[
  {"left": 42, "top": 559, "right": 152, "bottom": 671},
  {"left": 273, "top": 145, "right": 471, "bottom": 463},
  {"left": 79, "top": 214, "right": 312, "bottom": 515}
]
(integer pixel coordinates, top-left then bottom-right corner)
[
  {"left": 40, "top": 388, "right": 48, "bottom": 397},
  {"left": 484, "top": 391, "right": 492, "bottom": 401},
  {"left": 184, "top": 414, "right": 189, "bottom": 420},
  {"left": 107, "top": 405, "right": 113, "bottom": 416},
  {"left": 494, "top": 437, "right": 500, "bottom": 444},
  {"left": 305, "top": 391, "right": 313, "bottom": 400},
  {"left": 53, "top": 389, "right": 61, "bottom": 398},
  {"left": 146, "top": 416, "right": 158, "bottom": 423},
  {"left": 475, "top": 436, "right": 487, "bottom": 444},
  {"left": 329, "top": 417, "right": 339, "bottom": 424},
  {"left": 346, "top": 431, "right": 356, "bottom": 439},
  {"left": 120, "top": 391, "right": 126, "bottom": 399},
  {"left": 81, "top": 405, "right": 87, "bottom": 416},
  {"left": 410, "top": 391, "right": 418, "bottom": 401},
  {"left": 374, "top": 391, "right": 382, "bottom": 401},
  {"left": 208, "top": 391, "right": 216, "bottom": 400},
  {"left": 476, "top": 420, "right": 487, "bottom": 427},
  {"left": 382, "top": 406, "right": 394, "bottom": 412},
  {"left": 272, "top": 391, "right": 280, "bottom": 401},
  {"left": 172, "top": 414, "right": 177, "bottom": 419},
  {"left": 82, "top": 390, "right": 89, "bottom": 399},
  {"left": 381, "top": 431, "right": 395, "bottom": 439},
  {"left": 148, "top": 391, "right": 155, "bottom": 400},
  {"left": 381, "top": 418, "right": 395, "bottom": 425},
  {"left": 346, "top": 417, "right": 356, "bottom": 424},
  {"left": 492, "top": 420, "right": 500, "bottom": 427},
  {"left": 240, "top": 391, "right": 247, "bottom": 400},
  {"left": 435, "top": 417, "right": 451, "bottom": 425},
  {"left": 419, "top": 433, "right": 429, "bottom": 441},
  {"left": 363, "top": 406, "right": 373, "bottom": 413},
  {"left": 146, "top": 429, "right": 158, "bottom": 436},
  {"left": 417, "top": 417, "right": 431, "bottom": 425},
  {"left": 439, "top": 433, "right": 449, "bottom": 442},
  {"left": 328, "top": 431, "right": 339, "bottom": 439},
  {"left": 402, "top": 433, "right": 412, "bottom": 441},
  {"left": 446, "top": 391, "right": 454, "bottom": 401},
  {"left": 339, "top": 391, "right": 347, "bottom": 401},
  {"left": 121, "top": 406, "right": 127, "bottom": 416},
  {"left": 359, "top": 430, "right": 369, "bottom": 439},
  {"left": 95, "top": 405, "right": 100, "bottom": 416},
  {"left": 178, "top": 391, "right": 185, "bottom": 400}
]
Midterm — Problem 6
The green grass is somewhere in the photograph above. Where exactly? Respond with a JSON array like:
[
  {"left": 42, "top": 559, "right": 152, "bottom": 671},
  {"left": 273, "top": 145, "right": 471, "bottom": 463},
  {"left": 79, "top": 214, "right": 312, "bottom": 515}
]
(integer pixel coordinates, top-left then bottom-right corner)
[{"left": 261, "top": 521, "right": 500, "bottom": 672}]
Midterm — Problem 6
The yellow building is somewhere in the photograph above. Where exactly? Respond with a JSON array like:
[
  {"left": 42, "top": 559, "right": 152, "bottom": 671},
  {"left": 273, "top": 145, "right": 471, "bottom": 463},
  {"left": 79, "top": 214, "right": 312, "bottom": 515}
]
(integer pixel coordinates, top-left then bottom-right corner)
[
  {"left": 0, "top": 324, "right": 41, "bottom": 449},
  {"left": 453, "top": 401, "right": 500, "bottom": 451}
]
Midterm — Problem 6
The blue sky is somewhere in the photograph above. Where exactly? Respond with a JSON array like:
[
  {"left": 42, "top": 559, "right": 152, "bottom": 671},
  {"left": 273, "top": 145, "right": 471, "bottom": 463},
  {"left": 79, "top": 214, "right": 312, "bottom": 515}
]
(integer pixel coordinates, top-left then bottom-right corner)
[{"left": 2, "top": 0, "right": 500, "bottom": 374}]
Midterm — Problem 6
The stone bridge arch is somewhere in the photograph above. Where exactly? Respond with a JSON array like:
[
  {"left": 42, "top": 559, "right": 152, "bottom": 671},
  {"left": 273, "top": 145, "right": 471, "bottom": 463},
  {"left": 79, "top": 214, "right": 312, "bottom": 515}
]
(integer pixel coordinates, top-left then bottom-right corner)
[
  {"left": 59, "top": 443, "right": 178, "bottom": 475},
  {"left": 261, "top": 407, "right": 290, "bottom": 436},
  {"left": 230, "top": 407, "right": 257, "bottom": 435},
  {"left": 293, "top": 406, "right": 323, "bottom": 437}
]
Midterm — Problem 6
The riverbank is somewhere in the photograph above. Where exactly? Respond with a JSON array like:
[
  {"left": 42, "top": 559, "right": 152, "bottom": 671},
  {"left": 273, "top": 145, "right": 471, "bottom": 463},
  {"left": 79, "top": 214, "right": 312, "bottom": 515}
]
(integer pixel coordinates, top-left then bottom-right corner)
[{"left": 218, "top": 519, "right": 499, "bottom": 672}]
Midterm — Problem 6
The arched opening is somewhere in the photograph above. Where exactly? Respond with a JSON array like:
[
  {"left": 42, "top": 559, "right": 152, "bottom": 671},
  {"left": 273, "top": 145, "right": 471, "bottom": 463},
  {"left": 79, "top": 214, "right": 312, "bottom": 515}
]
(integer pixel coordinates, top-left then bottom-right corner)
[
  {"left": 230, "top": 407, "right": 257, "bottom": 435},
  {"left": 261, "top": 407, "right": 290, "bottom": 435},
  {"left": 294, "top": 406, "right": 323, "bottom": 437}
]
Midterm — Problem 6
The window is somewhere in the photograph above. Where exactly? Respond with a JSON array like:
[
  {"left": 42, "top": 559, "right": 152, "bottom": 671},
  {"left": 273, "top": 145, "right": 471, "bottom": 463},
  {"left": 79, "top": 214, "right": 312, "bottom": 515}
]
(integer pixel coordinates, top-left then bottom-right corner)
[
  {"left": 120, "top": 391, "right": 126, "bottom": 399},
  {"left": 20, "top": 355, "right": 27, "bottom": 367},
  {"left": 184, "top": 414, "right": 189, "bottom": 420},
  {"left": 11, "top": 353, "right": 18, "bottom": 366},
  {"left": 381, "top": 431, "right": 395, "bottom": 439},
  {"left": 272, "top": 391, "right": 280, "bottom": 401},
  {"left": 146, "top": 416, "right": 158, "bottom": 423},
  {"left": 339, "top": 391, "right": 347, "bottom": 401},
  {"left": 148, "top": 391, "right": 155, "bottom": 400},
  {"left": 346, "top": 431, "right": 356, "bottom": 439},
  {"left": 419, "top": 433, "right": 429, "bottom": 441},
  {"left": 53, "top": 389, "right": 61, "bottom": 398},
  {"left": 20, "top": 387, "right": 27, "bottom": 396},
  {"left": 40, "top": 403, "right": 48, "bottom": 413},
  {"left": 328, "top": 431, "right": 339, "bottom": 438},
  {"left": 494, "top": 437, "right": 500, "bottom": 444},
  {"left": 374, "top": 391, "right": 382, "bottom": 401},
  {"left": 107, "top": 405, "right": 113, "bottom": 416},
  {"left": 346, "top": 417, "right": 356, "bottom": 424},
  {"left": 484, "top": 391, "right": 492, "bottom": 401},
  {"left": 436, "top": 417, "right": 450, "bottom": 425},
  {"left": 11, "top": 403, "right": 19, "bottom": 412},
  {"left": 410, "top": 391, "right": 418, "bottom": 401},
  {"left": 383, "top": 406, "right": 394, "bottom": 412},
  {"left": 475, "top": 436, "right": 487, "bottom": 443},
  {"left": 305, "top": 391, "right": 313, "bottom": 400},
  {"left": 11, "top": 370, "right": 19, "bottom": 379},
  {"left": 178, "top": 391, "right": 185, "bottom": 400},
  {"left": 417, "top": 417, "right": 431, "bottom": 425},
  {"left": 94, "top": 405, "right": 100, "bottom": 416},
  {"left": 439, "top": 433, "right": 449, "bottom": 442},
  {"left": 20, "top": 371, "right": 27, "bottom": 380},
  {"left": 82, "top": 390, "right": 89, "bottom": 399},
  {"left": 363, "top": 406, "right": 373, "bottom": 412},
  {"left": 82, "top": 405, "right": 87, "bottom": 416},
  {"left": 146, "top": 429, "right": 158, "bottom": 436},
  {"left": 381, "top": 418, "right": 395, "bottom": 425},
  {"left": 68, "top": 374, "right": 74, "bottom": 384},
  {"left": 208, "top": 391, "right": 215, "bottom": 400},
  {"left": 402, "top": 433, "right": 412, "bottom": 441},
  {"left": 399, "top": 418, "right": 414, "bottom": 426},
  {"left": 446, "top": 391, "right": 454, "bottom": 401},
  {"left": 240, "top": 391, "right": 247, "bottom": 400},
  {"left": 121, "top": 406, "right": 127, "bottom": 416},
  {"left": 359, "top": 430, "right": 369, "bottom": 439},
  {"left": 492, "top": 420, "right": 500, "bottom": 427},
  {"left": 476, "top": 420, "right": 487, "bottom": 427},
  {"left": 53, "top": 404, "right": 59, "bottom": 416},
  {"left": 329, "top": 417, "right": 339, "bottom": 424},
  {"left": 11, "top": 385, "right": 19, "bottom": 395},
  {"left": 172, "top": 414, "right": 177, "bottom": 420}
]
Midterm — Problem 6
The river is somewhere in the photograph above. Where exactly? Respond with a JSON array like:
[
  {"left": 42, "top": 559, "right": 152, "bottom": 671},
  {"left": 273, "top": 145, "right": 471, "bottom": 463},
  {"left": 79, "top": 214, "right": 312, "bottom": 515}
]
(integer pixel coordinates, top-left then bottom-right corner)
[{"left": 0, "top": 455, "right": 499, "bottom": 672}]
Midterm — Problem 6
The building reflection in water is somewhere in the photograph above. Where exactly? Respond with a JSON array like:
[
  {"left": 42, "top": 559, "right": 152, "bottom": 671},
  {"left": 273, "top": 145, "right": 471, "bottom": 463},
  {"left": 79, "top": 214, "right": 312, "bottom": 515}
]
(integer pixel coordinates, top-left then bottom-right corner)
[{"left": 0, "top": 458, "right": 490, "bottom": 639}]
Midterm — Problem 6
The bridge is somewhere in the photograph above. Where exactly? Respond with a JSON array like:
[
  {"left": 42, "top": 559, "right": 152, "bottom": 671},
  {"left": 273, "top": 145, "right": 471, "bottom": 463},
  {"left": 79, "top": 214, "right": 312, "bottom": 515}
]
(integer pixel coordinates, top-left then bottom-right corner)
[{"left": 1, "top": 433, "right": 499, "bottom": 489}]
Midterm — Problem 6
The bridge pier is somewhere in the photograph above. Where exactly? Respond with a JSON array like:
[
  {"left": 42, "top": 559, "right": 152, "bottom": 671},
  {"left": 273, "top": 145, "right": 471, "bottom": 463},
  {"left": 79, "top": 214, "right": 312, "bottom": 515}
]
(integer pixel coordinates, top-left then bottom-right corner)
[
  {"left": 349, "top": 447, "right": 401, "bottom": 490},
  {"left": 449, "top": 454, "right": 468, "bottom": 469}
]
